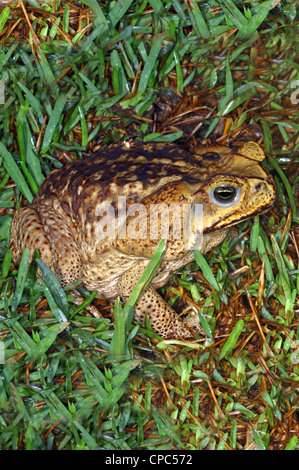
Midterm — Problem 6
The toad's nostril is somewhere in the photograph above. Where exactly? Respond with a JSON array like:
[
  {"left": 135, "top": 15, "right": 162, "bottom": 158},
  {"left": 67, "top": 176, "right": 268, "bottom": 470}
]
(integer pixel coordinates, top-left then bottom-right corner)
[{"left": 255, "top": 182, "right": 265, "bottom": 191}]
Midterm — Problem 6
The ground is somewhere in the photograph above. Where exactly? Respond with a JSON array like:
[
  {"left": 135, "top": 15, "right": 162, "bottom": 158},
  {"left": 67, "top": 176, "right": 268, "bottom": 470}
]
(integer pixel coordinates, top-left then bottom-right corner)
[{"left": 0, "top": 0, "right": 298, "bottom": 450}]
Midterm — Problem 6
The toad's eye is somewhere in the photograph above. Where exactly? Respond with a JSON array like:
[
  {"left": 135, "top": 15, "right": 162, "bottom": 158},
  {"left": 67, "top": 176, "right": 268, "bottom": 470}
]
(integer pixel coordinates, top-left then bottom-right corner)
[{"left": 209, "top": 185, "right": 241, "bottom": 207}]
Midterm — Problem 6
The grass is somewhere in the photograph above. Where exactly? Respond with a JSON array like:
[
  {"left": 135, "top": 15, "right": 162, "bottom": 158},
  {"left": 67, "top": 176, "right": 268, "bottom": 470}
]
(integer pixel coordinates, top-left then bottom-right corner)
[{"left": 0, "top": 0, "right": 298, "bottom": 451}]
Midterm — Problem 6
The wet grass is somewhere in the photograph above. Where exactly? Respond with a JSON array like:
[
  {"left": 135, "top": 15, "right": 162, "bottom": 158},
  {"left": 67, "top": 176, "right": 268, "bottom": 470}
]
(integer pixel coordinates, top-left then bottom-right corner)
[{"left": 0, "top": 0, "right": 298, "bottom": 450}]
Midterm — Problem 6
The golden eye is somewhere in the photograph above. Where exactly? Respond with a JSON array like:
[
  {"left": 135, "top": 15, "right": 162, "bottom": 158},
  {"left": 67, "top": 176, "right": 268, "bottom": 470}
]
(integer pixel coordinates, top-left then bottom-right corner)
[{"left": 209, "top": 185, "right": 241, "bottom": 206}]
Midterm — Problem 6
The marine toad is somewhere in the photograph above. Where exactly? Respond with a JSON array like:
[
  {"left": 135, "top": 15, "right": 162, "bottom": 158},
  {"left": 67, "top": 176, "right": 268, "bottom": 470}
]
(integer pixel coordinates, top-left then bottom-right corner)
[{"left": 10, "top": 141, "right": 276, "bottom": 339}]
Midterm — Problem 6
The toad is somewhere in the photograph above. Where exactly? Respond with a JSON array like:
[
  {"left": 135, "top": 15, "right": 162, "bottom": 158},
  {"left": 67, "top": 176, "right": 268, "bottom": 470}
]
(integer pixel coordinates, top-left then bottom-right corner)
[{"left": 10, "top": 141, "right": 276, "bottom": 338}]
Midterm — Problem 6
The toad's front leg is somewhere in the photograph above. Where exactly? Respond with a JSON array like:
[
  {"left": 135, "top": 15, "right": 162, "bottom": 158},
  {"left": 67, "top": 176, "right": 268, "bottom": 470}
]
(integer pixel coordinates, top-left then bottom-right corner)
[{"left": 118, "top": 262, "right": 203, "bottom": 339}]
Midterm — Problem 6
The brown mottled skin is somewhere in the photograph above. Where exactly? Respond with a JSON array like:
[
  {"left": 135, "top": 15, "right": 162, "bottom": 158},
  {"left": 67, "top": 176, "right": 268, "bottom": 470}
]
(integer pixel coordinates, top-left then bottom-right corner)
[{"left": 10, "top": 141, "right": 276, "bottom": 339}]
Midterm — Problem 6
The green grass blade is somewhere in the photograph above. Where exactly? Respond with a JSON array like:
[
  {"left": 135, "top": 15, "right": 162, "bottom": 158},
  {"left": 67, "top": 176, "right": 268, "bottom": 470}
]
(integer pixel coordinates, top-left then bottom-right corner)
[
  {"left": 44, "top": 390, "right": 74, "bottom": 423},
  {"left": 17, "top": 82, "right": 44, "bottom": 124},
  {"left": 152, "top": 409, "right": 183, "bottom": 447},
  {"left": 148, "top": 0, "right": 164, "bottom": 11},
  {"left": 36, "top": 259, "right": 69, "bottom": 319},
  {"left": 271, "top": 235, "right": 290, "bottom": 283},
  {"left": 222, "top": 0, "right": 248, "bottom": 30},
  {"left": 72, "top": 421, "right": 100, "bottom": 450},
  {"left": 108, "top": 360, "right": 140, "bottom": 399},
  {"left": 25, "top": 143, "right": 45, "bottom": 189},
  {"left": 108, "top": 0, "right": 135, "bottom": 27},
  {"left": 37, "top": 48, "right": 56, "bottom": 88},
  {"left": 109, "top": 240, "right": 166, "bottom": 358},
  {"left": 11, "top": 248, "right": 30, "bottom": 312},
  {"left": 9, "top": 320, "right": 36, "bottom": 356},
  {"left": 78, "top": 105, "right": 88, "bottom": 147},
  {"left": 49, "top": 17, "right": 61, "bottom": 39},
  {"left": 219, "top": 89, "right": 256, "bottom": 116},
  {"left": 109, "top": 298, "right": 127, "bottom": 358},
  {"left": 41, "top": 93, "right": 68, "bottom": 154},
  {"left": 188, "top": 0, "right": 210, "bottom": 39},
  {"left": 0, "top": 249, "right": 12, "bottom": 282},
  {"left": 0, "top": 143, "right": 34, "bottom": 203},
  {"left": 126, "top": 239, "right": 166, "bottom": 310},
  {"left": 252, "top": 427, "right": 267, "bottom": 450},
  {"left": 111, "top": 50, "right": 130, "bottom": 94},
  {"left": 257, "top": 237, "right": 274, "bottom": 282},
  {"left": 77, "top": 353, "right": 108, "bottom": 398},
  {"left": 269, "top": 157, "right": 297, "bottom": 222},
  {"left": 250, "top": 215, "right": 260, "bottom": 252},
  {"left": 285, "top": 436, "right": 298, "bottom": 450},
  {"left": 0, "top": 7, "right": 10, "bottom": 35},
  {"left": 62, "top": 3, "right": 69, "bottom": 33},
  {"left": 169, "top": 0, "right": 187, "bottom": 20},
  {"left": 193, "top": 249, "right": 221, "bottom": 293},
  {"left": 138, "top": 37, "right": 163, "bottom": 92},
  {"left": 174, "top": 51, "right": 184, "bottom": 93},
  {"left": 17, "top": 116, "right": 45, "bottom": 190},
  {"left": 70, "top": 289, "right": 98, "bottom": 317},
  {"left": 32, "top": 322, "right": 69, "bottom": 361},
  {"left": 39, "top": 278, "right": 69, "bottom": 323},
  {"left": 230, "top": 419, "right": 237, "bottom": 448},
  {"left": 219, "top": 319, "right": 244, "bottom": 359},
  {"left": 80, "top": 0, "right": 109, "bottom": 32},
  {"left": 238, "top": 0, "right": 280, "bottom": 40}
]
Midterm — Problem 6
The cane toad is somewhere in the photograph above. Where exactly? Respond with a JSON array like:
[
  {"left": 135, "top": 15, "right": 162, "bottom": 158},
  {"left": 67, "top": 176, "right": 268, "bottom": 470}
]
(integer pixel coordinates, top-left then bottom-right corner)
[{"left": 10, "top": 141, "right": 276, "bottom": 338}]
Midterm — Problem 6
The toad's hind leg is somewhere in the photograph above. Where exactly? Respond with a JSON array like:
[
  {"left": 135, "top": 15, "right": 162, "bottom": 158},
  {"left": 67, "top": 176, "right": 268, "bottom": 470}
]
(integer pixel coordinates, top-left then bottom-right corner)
[
  {"left": 10, "top": 205, "right": 101, "bottom": 317},
  {"left": 10, "top": 206, "right": 54, "bottom": 269},
  {"left": 36, "top": 205, "right": 101, "bottom": 317},
  {"left": 36, "top": 204, "right": 83, "bottom": 287},
  {"left": 118, "top": 262, "right": 203, "bottom": 339}
]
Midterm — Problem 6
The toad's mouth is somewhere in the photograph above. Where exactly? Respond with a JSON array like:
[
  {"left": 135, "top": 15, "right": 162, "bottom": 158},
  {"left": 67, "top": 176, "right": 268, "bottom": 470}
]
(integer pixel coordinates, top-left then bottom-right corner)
[{"left": 202, "top": 200, "right": 276, "bottom": 233}]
